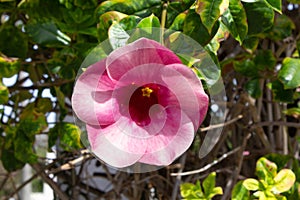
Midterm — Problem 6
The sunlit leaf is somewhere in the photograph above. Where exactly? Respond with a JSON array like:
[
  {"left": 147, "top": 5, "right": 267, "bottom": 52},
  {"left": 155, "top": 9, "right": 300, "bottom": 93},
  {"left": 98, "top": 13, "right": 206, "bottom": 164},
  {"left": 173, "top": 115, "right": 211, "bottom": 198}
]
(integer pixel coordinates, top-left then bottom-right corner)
[
  {"left": 243, "top": 178, "right": 260, "bottom": 191},
  {"left": 264, "top": 0, "right": 282, "bottom": 13},
  {"left": 256, "top": 157, "right": 277, "bottom": 184},
  {"left": 96, "top": 0, "right": 161, "bottom": 16},
  {"left": 0, "top": 57, "right": 20, "bottom": 78},
  {"left": 265, "top": 154, "right": 292, "bottom": 171},
  {"left": 183, "top": 9, "right": 219, "bottom": 46},
  {"left": 48, "top": 123, "right": 82, "bottom": 151},
  {"left": 272, "top": 169, "right": 296, "bottom": 193},
  {"left": 98, "top": 11, "right": 128, "bottom": 41},
  {"left": 203, "top": 172, "right": 217, "bottom": 197},
  {"left": 278, "top": 58, "right": 300, "bottom": 89},
  {"left": 0, "top": 82, "right": 9, "bottom": 104},
  {"left": 196, "top": 0, "right": 228, "bottom": 33},
  {"left": 221, "top": 0, "right": 248, "bottom": 44},
  {"left": 26, "top": 21, "right": 71, "bottom": 46},
  {"left": 108, "top": 21, "right": 130, "bottom": 49},
  {"left": 232, "top": 181, "right": 250, "bottom": 200}
]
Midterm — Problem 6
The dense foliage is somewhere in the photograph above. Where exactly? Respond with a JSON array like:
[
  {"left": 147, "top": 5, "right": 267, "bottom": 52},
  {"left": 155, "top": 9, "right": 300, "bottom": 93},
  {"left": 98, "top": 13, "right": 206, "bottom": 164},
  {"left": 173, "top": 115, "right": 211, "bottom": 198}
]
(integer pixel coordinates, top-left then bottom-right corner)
[{"left": 0, "top": 0, "right": 300, "bottom": 199}]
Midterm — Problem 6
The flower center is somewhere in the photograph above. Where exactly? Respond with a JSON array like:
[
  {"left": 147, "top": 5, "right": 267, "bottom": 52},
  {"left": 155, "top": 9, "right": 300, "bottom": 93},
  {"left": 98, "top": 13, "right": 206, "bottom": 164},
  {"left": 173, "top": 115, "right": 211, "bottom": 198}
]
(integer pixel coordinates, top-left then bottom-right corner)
[
  {"left": 129, "top": 85, "right": 159, "bottom": 126},
  {"left": 141, "top": 87, "right": 153, "bottom": 98}
]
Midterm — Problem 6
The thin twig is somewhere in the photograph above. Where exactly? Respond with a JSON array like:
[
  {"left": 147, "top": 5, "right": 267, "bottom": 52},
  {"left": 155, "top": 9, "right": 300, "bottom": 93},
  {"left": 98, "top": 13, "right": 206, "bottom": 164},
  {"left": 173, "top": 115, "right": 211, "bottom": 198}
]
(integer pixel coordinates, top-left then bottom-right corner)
[
  {"left": 252, "top": 121, "right": 300, "bottom": 129},
  {"left": 170, "top": 147, "right": 241, "bottom": 176},
  {"left": 200, "top": 115, "right": 243, "bottom": 132},
  {"left": 31, "top": 163, "right": 69, "bottom": 200},
  {"left": 171, "top": 154, "right": 187, "bottom": 200}
]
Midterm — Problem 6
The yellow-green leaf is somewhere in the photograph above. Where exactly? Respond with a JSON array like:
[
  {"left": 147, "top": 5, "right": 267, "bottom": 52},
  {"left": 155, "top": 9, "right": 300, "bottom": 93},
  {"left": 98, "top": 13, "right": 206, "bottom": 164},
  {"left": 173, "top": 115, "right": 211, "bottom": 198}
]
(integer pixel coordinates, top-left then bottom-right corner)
[{"left": 272, "top": 169, "right": 296, "bottom": 194}]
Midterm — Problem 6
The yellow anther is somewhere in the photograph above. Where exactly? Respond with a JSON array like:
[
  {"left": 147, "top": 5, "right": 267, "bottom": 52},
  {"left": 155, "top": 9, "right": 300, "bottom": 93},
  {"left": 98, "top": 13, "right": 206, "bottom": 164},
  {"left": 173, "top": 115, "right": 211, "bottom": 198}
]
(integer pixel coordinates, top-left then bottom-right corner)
[{"left": 141, "top": 87, "right": 153, "bottom": 98}]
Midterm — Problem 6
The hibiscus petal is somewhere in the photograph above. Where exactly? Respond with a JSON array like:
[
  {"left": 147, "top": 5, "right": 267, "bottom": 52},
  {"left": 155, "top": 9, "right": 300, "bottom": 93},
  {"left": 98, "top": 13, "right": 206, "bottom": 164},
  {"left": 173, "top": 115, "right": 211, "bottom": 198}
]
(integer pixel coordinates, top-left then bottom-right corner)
[
  {"left": 106, "top": 38, "right": 181, "bottom": 81},
  {"left": 169, "top": 63, "right": 209, "bottom": 126},
  {"left": 139, "top": 108, "right": 194, "bottom": 166},
  {"left": 86, "top": 117, "right": 148, "bottom": 168},
  {"left": 72, "top": 59, "right": 116, "bottom": 125},
  {"left": 159, "top": 64, "right": 206, "bottom": 130}
]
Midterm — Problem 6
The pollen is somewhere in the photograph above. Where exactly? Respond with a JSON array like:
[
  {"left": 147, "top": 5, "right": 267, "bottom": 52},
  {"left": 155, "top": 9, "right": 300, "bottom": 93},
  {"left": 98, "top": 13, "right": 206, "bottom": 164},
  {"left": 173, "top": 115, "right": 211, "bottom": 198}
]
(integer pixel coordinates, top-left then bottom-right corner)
[{"left": 141, "top": 87, "right": 153, "bottom": 98}]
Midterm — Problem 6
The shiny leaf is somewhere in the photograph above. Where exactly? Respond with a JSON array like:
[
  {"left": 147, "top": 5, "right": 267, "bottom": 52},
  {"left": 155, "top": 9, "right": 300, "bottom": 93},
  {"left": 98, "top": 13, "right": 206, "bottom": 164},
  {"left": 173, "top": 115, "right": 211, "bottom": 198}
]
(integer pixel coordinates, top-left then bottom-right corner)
[
  {"left": 26, "top": 21, "right": 71, "bottom": 46},
  {"left": 196, "top": 0, "right": 228, "bottom": 33},
  {"left": 96, "top": 0, "right": 161, "bottom": 16},
  {"left": 183, "top": 9, "right": 219, "bottom": 46},
  {"left": 245, "top": 78, "right": 262, "bottom": 98},
  {"left": 221, "top": 0, "right": 248, "bottom": 44},
  {"left": 264, "top": 0, "right": 282, "bottom": 13},
  {"left": 108, "top": 21, "right": 130, "bottom": 49},
  {"left": 278, "top": 58, "right": 300, "bottom": 89}
]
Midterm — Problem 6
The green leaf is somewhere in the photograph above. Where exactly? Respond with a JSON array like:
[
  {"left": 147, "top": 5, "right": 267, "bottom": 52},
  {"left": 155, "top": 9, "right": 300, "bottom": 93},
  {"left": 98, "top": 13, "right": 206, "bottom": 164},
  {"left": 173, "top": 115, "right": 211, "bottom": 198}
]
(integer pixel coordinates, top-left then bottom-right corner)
[
  {"left": 264, "top": 154, "right": 291, "bottom": 171},
  {"left": 98, "top": 11, "right": 128, "bottom": 41},
  {"left": 242, "top": 36, "right": 259, "bottom": 53},
  {"left": 96, "top": 0, "right": 161, "bottom": 16},
  {"left": 267, "top": 14, "right": 295, "bottom": 41},
  {"left": 137, "top": 13, "right": 160, "bottom": 29},
  {"left": 203, "top": 172, "right": 217, "bottom": 197},
  {"left": 221, "top": 0, "right": 248, "bottom": 44},
  {"left": 196, "top": 0, "right": 228, "bottom": 33},
  {"left": 36, "top": 98, "right": 53, "bottom": 113},
  {"left": 11, "top": 90, "right": 33, "bottom": 103},
  {"left": 254, "top": 50, "right": 276, "bottom": 71},
  {"left": 256, "top": 157, "right": 277, "bottom": 184},
  {"left": 245, "top": 78, "right": 262, "bottom": 98},
  {"left": 243, "top": 178, "right": 260, "bottom": 191},
  {"left": 264, "top": 0, "right": 282, "bottom": 13},
  {"left": 14, "top": 135, "right": 38, "bottom": 163},
  {"left": 0, "top": 25, "right": 28, "bottom": 58},
  {"left": 168, "top": 13, "right": 186, "bottom": 32},
  {"left": 108, "top": 21, "right": 130, "bottom": 49},
  {"left": 243, "top": 0, "right": 274, "bottom": 35},
  {"left": 54, "top": 86, "right": 67, "bottom": 121},
  {"left": 181, "top": 180, "right": 207, "bottom": 199},
  {"left": 119, "top": 15, "right": 141, "bottom": 31},
  {"left": 232, "top": 181, "right": 250, "bottom": 200},
  {"left": 49, "top": 123, "right": 82, "bottom": 151},
  {"left": 183, "top": 9, "right": 220, "bottom": 46},
  {"left": 233, "top": 58, "right": 258, "bottom": 78},
  {"left": 0, "top": 82, "right": 9, "bottom": 104},
  {"left": 1, "top": 148, "right": 25, "bottom": 172},
  {"left": 128, "top": 14, "right": 161, "bottom": 42},
  {"left": 283, "top": 107, "right": 300, "bottom": 118},
  {"left": 164, "top": 31, "right": 221, "bottom": 86},
  {"left": 278, "top": 58, "right": 300, "bottom": 89},
  {"left": 0, "top": 57, "right": 20, "bottom": 78},
  {"left": 272, "top": 169, "right": 296, "bottom": 193},
  {"left": 267, "top": 80, "right": 294, "bottom": 103},
  {"left": 26, "top": 21, "right": 71, "bottom": 46}
]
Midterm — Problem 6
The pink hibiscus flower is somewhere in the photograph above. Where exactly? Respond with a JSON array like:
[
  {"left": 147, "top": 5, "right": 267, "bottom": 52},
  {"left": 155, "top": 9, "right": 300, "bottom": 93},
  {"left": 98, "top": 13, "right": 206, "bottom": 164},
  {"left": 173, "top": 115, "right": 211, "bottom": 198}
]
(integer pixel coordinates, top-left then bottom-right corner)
[{"left": 72, "top": 38, "right": 209, "bottom": 168}]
